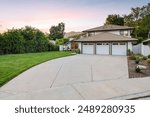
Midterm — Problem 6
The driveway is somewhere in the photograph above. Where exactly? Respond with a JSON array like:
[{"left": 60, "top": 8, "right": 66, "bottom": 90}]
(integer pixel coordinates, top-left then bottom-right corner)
[{"left": 0, "top": 55, "right": 150, "bottom": 100}]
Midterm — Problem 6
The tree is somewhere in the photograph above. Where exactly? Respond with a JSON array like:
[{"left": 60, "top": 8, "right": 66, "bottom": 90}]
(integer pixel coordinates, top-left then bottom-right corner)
[
  {"left": 49, "top": 22, "right": 65, "bottom": 40},
  {"left": 130, "top": 7, "right": 141, "bottom": 21},
  {"left": 105, "top": 14, "right": 124, "bottom": 25},
  {"left": 56, "top": 38, "right": 69, "bottom": 45},
  {"left": 123, "top": 3, "right": 150, "bottom": 41}
]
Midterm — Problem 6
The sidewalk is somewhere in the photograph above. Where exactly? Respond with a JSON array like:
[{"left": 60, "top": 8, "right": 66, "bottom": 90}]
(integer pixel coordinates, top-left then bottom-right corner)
[{"left": 0, "top": 77, "right": 150, "bottom": 100}]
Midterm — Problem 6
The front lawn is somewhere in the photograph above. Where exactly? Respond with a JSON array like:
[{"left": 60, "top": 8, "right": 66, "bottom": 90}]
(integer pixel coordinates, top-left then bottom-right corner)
[{"left": 0, "top": 51, "right": 73, "bottom": 86}]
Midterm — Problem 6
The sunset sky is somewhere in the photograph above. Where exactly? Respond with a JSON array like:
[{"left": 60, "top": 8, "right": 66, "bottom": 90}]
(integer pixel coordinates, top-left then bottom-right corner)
[{"left": 0, "top": 0, "right": 149, "bottom": 33}]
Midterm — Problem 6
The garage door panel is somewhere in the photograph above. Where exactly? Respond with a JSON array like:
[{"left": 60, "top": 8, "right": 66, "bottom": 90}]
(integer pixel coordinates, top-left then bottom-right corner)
[
  {"left": 96, "top": 44, "right": 109, "bottom": 55},
  {"left": 112, "top": 42, "right": 127, "bottom": 55},
  {"left": 82, "top": 43, "right": 94, "bottom": 54}
]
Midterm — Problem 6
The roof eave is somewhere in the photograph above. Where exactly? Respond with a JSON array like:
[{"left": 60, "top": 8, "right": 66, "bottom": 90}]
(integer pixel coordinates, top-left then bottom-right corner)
[
  {"left": 74, "top": 40, "right": 137, "bottom": 42},
  {"left": 83, "top": 28, "right": 134, "bottom": 32}
]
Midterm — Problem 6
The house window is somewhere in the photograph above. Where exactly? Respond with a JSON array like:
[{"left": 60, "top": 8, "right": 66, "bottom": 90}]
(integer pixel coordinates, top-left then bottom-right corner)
[{"left": 120, "top": 31, "right": 124, "bottom": 36}]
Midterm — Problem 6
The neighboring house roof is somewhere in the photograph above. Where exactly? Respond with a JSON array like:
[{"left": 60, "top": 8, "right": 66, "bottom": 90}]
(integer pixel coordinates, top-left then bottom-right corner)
[
  {"left": 143, "top": 39, "right": 150, "bottom": 43},
  {"left": 143, "top": 39, "right": 150, "bottom": 45},
  {"left": 83, "top": 25, "right": 134, "bottom": 32},
  {"left": 74, "top": 32, "right": 137, "bottom": 42},
  {"left": 64, "top": 31, "right": 83, "bottom": 38}
]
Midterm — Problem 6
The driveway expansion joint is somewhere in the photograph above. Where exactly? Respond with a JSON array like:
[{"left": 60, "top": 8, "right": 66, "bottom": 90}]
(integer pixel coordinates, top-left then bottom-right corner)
[
  {"left": 71, "top": 85, "right": 85, "bottom": 100},
  {"left": 91, "top": 64, "right": 93, "bottom": 82},
  {"left": 50, "top": 64, "right": 63, "bottom": 88}
]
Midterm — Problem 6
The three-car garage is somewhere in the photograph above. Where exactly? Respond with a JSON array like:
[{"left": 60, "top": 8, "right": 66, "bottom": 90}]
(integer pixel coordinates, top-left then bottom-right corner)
[
  {"left": 74, "top": 32, "right": 137, "bottom": 56},
  {"left": 82, "top": 42, "right": 127, "bottom": 55}
]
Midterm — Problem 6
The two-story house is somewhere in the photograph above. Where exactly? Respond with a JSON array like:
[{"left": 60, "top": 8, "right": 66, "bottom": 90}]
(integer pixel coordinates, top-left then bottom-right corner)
[{"left": 74, "top": 24, "right": 137, "bottom": 55}]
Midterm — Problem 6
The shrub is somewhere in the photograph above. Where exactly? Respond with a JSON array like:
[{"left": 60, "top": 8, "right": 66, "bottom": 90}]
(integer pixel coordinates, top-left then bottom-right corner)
[
  {"left": 72, "top": 49, "right": 80, "bottom": 54},
  {"left": 56, "top": 38, "right": 69, "bottom": 45},
  {"left": 0, "top": 26, "right": 50, "bottom": 54},
  {"left": 148, "top": 55, "right": 150, "bottom": 58},
  {"left": 143, "top": 56, "right": 147, "bottom": 60},
  {"left": 49, "top": 42, "right": 59, "bottom": 51},
  {"left": 129, "top": 54, "right": 136, "bottom": 60},
  {"left": 135, "top": 56, "right": 142, "bottom": 64},
  {"left": 147, "top": 58, "right": 150, "bottom": 64}
]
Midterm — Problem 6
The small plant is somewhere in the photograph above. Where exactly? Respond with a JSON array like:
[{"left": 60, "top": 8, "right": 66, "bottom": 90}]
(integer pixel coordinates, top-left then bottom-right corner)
[
  {"left": 135, "top": 56, "right": 141, "bottom": 64},
  {"left": 147, "top": 58, "right": 150, "bottom": 64},
  {"left": 148, "top": 55, "right": 150, "bottom": 58}
]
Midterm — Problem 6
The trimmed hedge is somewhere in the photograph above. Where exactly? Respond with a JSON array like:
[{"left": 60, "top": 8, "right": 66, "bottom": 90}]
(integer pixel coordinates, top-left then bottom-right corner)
[{"left": 0, "top": 26, "right": 51, "bottom": 55}]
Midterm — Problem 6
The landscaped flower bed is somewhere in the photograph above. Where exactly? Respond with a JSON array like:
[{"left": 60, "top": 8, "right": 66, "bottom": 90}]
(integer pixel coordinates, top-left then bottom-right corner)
[{"left": 128, "top": 54, "right": 150, "bottom": 78}]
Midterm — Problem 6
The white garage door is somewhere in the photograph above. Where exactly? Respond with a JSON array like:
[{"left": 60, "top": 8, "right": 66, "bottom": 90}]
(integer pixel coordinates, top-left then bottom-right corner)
[
  {"left": 112, "top": 42, "right": 127, "bottom": 55},
  {"left": 82, "top": 43, "right": 94, "bottom": 54},
  {"left": 96, "top": 43, "right": 110, "bottom": 55}
]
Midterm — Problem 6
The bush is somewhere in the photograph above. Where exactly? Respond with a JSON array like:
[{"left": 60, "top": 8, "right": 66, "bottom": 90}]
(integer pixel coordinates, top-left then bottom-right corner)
[
  {"left": 72, "top": 49, "right": 80, "bottom": 54},
  {"left": 143, "top": 56, "right": 147, "bottom": 60},
  {"left": 56, "top": 38, "right": 69, "bottom": 45},
  {"left": 128, "top": 54, "right": 136, "bottom": 60},
  {"left": 147, "top": 58, "right": 150, "bottom": 64},
  {"left": 148, "top": 55, "right": 150, "bottom": 58},
  {"left": 49, "top": 42, "right": 59, "bottom": 51},
  {"left": 0, "top": 26, "right": 50, "bottom": 55},
  {"left": 135, "top": 56, "right": 142, "bottom": 64}
]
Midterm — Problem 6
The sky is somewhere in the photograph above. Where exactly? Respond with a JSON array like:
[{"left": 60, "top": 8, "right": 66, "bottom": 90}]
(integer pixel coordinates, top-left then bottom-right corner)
[{"left": 0, "top": 0, "right": 149, "bottom": 33}]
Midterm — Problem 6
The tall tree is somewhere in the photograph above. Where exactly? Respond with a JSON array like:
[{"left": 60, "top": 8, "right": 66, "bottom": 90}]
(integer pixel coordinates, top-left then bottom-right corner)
[
  {"left": 130, "top": 7, "right": 141, "bottom": 21},
  {"left": 49, "top": 22, "right": 65, "bottom": 40},
  {"left": 105, "top": 14, "right": 124, "bottom": 25}
]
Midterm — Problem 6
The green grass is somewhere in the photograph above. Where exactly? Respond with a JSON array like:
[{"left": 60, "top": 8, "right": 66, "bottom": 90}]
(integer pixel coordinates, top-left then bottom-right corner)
[{"left": 0, "top": 51, "right": 74, "bottom": 87}]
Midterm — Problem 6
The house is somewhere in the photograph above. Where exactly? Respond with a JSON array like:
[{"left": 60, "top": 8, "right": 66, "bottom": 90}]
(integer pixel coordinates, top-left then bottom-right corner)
[
  {"left": 133, "top": 39, "right": 150, "bottom": 56},
  {"left": 73, "top": 24, "right": 137, "bottom": 55}
]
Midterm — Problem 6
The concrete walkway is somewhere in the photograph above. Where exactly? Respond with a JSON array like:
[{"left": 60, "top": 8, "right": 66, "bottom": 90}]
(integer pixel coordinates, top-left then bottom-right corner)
[{"left": 0, "top": 55, "right": 150, "bottom": 100}]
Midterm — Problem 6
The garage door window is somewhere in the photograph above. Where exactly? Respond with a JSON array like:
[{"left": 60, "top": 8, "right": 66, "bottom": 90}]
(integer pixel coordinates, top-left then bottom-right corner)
[
  {"left": 97, "top": 43, "right": 109, "bottom": 45},
  {"left": 83, "top": 43, "right": 94, "bottom": 45},
  {"left": 97, "top": 43, "right": 102, "bottom": 45},
  {"left": 103, "top": 43, "right": 109, "bottom": 45},
  {"left": 120, "top": 42, "right": 126, "bottom": 45},
  {"left": 112, "top": 42, "right": 118, "bottom": 45}
]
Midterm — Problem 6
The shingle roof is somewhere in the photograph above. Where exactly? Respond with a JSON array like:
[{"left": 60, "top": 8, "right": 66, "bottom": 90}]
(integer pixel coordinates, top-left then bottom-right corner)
[
  {"left": 74, "top": 32, "right": 137, "bottom": 42},
  {"left": 83, "top": 25, "right": 134, "bottom": 32}
]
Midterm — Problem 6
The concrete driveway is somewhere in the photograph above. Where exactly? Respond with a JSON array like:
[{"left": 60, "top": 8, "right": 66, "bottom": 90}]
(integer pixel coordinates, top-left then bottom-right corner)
[{"left": 0, "top": 55, "right": 150, "bottom": 100}]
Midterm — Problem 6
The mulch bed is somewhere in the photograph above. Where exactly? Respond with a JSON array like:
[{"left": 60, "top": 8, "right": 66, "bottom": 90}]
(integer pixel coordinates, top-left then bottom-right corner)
[{"left": 128, "top": 58, "right": 150, "bottom": 78}]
